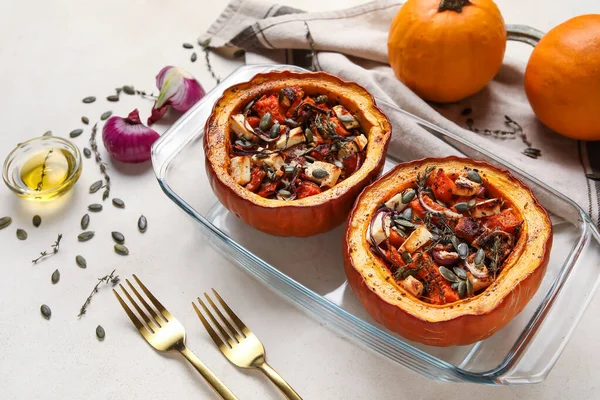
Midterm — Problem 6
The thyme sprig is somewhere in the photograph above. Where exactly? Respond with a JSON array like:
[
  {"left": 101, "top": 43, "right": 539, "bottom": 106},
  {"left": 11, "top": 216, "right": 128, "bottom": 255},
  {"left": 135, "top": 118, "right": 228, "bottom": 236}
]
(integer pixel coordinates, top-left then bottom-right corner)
[
  {"left": 78, "top": 269, "right": 120, "bottom": 317},
  {"left": 35, "top": 149, "right": 54, "bottom": 191},
  {"left": 416, "top": 165, "right": 435, "bottom": 192},
  {"left": 199, "top": 38, "right": 221, "bottom": 84},
  {"left": 89, "top": 123, "right": 111, "bottom": 200},
  {"left": 32, "top": 234, "right": 63, "bottom": 264},
  {"left": 489, "top": 235, "right": 502, "bottom": 279},
  {"left": 304, "top": 22, "right": 321, "bottom": 71}
]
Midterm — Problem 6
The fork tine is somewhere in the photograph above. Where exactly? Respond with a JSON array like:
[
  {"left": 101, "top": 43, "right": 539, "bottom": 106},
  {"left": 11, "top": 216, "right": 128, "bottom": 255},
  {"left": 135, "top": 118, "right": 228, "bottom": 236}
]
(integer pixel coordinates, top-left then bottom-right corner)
[
  {"left": 204, "top": 293, "right": 244, "bottom": 342},
  {"left": 132, "top": 274, "right": 173, "bottom": 321},
  {"left": 192, "top": 301, "right": 230, "bottom": 349},
  {"left": 113, "top": 288, "right": 150, "bottom": 337},
  {"left": 126, "top": 279, "right": 166, "bottom": 327},
  {"left": 119, "top": 284, "right": 158, "bottom": 333},
  {"left": 212, "top": 289, "right": 251, "bottom": 337},
  {"left": 198, "top": 296, "right": 238, "bottom": 347}
]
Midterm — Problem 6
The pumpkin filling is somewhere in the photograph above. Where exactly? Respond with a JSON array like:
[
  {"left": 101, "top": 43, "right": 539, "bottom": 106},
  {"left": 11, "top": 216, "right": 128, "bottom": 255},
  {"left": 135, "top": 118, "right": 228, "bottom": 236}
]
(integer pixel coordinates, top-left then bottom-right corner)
[
  {"left": 227, "top": 86, "right": 368, "bottom": 200},
  {"left": 367, "top": 165, "right": 523, "bottom": 304}
]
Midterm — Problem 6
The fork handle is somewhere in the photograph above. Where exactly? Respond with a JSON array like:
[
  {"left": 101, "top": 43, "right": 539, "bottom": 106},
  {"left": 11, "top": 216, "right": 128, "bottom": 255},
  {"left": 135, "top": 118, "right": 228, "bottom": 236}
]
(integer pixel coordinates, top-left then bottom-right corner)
[
  {"left": 258, "top": 362, "right": 303, "bottom": 400},
  {"left": 180, "top": 347, "right": 239, "bottom": 400}
]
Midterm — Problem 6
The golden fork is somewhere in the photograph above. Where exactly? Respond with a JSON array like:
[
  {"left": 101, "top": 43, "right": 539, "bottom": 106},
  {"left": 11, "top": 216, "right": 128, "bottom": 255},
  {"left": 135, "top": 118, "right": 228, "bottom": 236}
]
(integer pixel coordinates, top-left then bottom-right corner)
[
  {"left": 193, "top": 289, "right": 303, "bottom": 400},
  {"left": 113, "top": 275, "right": 239, "bottom": 400}
]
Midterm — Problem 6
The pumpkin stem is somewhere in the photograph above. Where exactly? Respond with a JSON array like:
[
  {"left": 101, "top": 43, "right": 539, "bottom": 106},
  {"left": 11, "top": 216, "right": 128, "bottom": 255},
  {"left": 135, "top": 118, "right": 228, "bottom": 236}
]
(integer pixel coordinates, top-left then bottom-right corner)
[{"left": 438, "top": 0, "right": 471, "bottom": 12}]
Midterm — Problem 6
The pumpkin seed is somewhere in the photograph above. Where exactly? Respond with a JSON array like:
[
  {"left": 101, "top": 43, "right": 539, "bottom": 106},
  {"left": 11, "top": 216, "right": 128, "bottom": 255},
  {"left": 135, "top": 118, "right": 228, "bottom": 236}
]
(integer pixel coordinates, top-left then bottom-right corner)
[
  {"left": 284, "top": 165, "right": 296, "bottom": 174},
  {"left": 43, "top": 130, "right": 53, "bottom": 136},
  {"left": 0, "top": 216, "right": 12, "bottom": 230},
  {"left": 81, "top": 214, "right": 90, "bottom": 230},
  {"left": 468, "top": 198, "right": 477, "bottom": 208},
  {"left": 259, "top": 112, "right": 272, "bottom": 131},
  {"left": 401, "top": 251, "right": 413, "bottom": 264},
  {"left": 457, "top": 242, "right": 469, "bottom": 259},
  {"left": 191, "top": 52, "right": 197, "bottom": 62},
  {"left": 458, "top": 281, "right": 467, "bottom": 298},
  {"left": 333, "top": 160, "right": 344, "bottom": 169},
  {"left": 198, "top": 38, "right": 211, "bottom": 47},
  {"left": 81, "top": 116, "right": 89, "bottom": 125},
  {"left": 32, "top": 215, "right": 42, "bottom": 227},
  {"left": 439, "top": 266, "right": 459, "bottom": 282},
  {"left": 436, "top": 199, "right": 447, "bottom": 208},
  {"left": 304, "top": 128, "right": 313, "bottom": 143},
  {"left": 474, "top": 248, "right": 485, "bottom": 266},
  {"left": 76, "top": 255, "right": 87, "bottom": 268},
  {"left": 182, "top": 42, "right": 194, "bottom": 49},
  {"left": 89, "top": 180, "right": 103, "bottom": 193},
  {"left": 269, "top": 123, "right": 280, "bottom": 139},
  {"left": 41, "top": 304, "right": 51, "bottom": 319},
  {"left": 138, "top": 215, "right": 147, "bottom": 232},
  {"left": 78, "top": 231, "right": 95, "bottom": 242},
  {"left": 114, "top": 244, "right": 129, "bottom": 256},
  {"left": 285, "top": 118, "right": 299, "bottom": 128},
  {"left": 466, "top": 278, "right": 474, "bottom": 296},
  {"left": 83, "top": 147, "right": 91, "bottom": 158},
  {"left": 453, "top": 267, "right": 467, "bottom": 280},
  {"left": 244, "top": 97, "right": 257, "bottom": 113},
  {"left": 451, "top": 282, "right": 459, "bottom": 290},
  {"left": 96, "top": 325, "right": 106, "bottom": 340},
  {"left": 70, "top": 129, "right": 84, "bottom": 138},
  {"left": 102, "top": 189, "right": 109, "bottom": 201},
  {"left": 392, "top": 226, "right": 406, "bottom": 237},
  {"left": 454, "top": 202, "right": 469, "bottom": 212},
  {"left": 111, "top": 231, "right": 125, "bottom": 244},
  {"left": 123, "top": 85, "right": 135, "bottom": 95},
  {"left": 304, "top": 155, "right": 316, "bottom": 163},
  {"left": 315, "top": 95, "right": 328, "bottom": 104},
  {"left": 401, "top": 189, "right": 416, "bottom": 204},
  {"left": 401, "top": 208, "right": 413, "bottom": 220},
  {"left": 338, "top": 115, "right": 354, "bottom": 123},
  {"left": 16, "top": 229, "right": 27, "bottom": 240},
  {"left": 312, "top": 168, "right": 329, "bottom": 179},
  {"left": 278, "top": 189, "right": 292, "bottom": 197},
  {"left": 396, "top": 219, "right": 415, "bottom": 228},
  {"left": 112, "top": 198, "right": 125, "bottom": 208},
  {"left": 82, "top": 96, "right": 96, "bottom": 104},
  {"left": 88, "top": 204, "right": 103, "bottom": 212},
  {"left": 51, "top": 269, "right": 60, "bottom": 284},
  {"left": 467, "top": 170, "right": 482, "bottom": 184},
  {"left": 450, "top": 235, "right": 460, "bottom": 252},
  {"left": 106, "top": 94, "right": 120, "bottom": 102},
  {"left": 100, "top": 111, "right": 112, "bottom": 121}
]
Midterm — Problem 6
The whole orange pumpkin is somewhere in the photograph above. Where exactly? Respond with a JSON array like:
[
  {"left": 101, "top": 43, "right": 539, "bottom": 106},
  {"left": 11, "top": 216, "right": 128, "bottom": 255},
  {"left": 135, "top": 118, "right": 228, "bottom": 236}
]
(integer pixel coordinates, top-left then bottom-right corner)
[
  {"left": 387, "top": 0, "right": 506, "bottom": 103},
  {"left": 524, "top": 15, "right": 600, "bottom": 141}
]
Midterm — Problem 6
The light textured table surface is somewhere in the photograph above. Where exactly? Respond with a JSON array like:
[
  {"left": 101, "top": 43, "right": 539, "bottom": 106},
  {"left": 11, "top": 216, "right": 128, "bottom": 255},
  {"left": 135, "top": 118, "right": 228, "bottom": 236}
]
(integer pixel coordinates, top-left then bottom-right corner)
[{"left": 0, "top": 1, "right": 598, "bottom": 399}]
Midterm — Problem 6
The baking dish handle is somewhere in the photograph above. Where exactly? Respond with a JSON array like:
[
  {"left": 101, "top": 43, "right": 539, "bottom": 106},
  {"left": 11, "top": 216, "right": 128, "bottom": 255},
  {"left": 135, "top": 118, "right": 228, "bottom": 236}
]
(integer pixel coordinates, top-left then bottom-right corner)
[{"left": 506, "top": 24, "right": 544, "bottom": 47}]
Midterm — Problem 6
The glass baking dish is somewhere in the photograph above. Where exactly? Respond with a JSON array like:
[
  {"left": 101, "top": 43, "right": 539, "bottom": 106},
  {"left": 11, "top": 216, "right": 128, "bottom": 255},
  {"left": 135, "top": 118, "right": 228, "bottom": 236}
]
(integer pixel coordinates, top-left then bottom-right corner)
[{"left": 151, "top": 64, "right": 600, "bottom": 385}]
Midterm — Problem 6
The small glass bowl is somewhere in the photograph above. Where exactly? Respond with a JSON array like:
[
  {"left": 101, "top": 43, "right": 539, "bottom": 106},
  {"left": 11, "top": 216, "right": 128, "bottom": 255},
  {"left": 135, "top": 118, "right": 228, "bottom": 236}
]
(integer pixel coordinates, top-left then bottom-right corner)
[{"left": 2, "top": 136, "right": 82, "bottom": 201}]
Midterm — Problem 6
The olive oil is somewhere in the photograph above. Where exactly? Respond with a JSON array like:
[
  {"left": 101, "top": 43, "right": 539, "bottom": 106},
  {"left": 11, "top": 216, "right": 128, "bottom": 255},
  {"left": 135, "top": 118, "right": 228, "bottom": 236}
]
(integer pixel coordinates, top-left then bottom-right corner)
[
  {"left": 3, "top": 136, "right": 82, "bottom": 201},
  {"left": 19, "top": 149, "right": 75, "bottom": 192}
]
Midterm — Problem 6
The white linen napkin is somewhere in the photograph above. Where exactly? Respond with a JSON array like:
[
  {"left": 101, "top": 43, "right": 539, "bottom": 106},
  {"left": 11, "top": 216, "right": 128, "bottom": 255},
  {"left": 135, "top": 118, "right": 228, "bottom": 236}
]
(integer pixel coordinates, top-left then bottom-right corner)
[{"left": 199, "top": 0, "right": 600, "bottom": 226}]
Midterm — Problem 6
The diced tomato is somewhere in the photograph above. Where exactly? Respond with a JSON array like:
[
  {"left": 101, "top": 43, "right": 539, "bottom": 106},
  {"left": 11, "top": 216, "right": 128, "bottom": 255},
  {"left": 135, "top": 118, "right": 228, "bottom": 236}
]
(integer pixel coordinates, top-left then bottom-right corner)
[
  {"left": 388, "top": 229, "right": 405, "bottom": 248},
  {"left": 409, "top": 199, "right": 426, "bottom": 220},
  {"left": 342, "top": 153, "right": 362, "bottom": 176},
  {"left": 245, "top": 167, "right": 265, "bottom": 193},
  {"left": 427, "top": 168, "right": 456, "bottom": 204},
  {"left": 483, "top": 209, "right": 521, "bottom": 234},
  {"left": 296, "top": 181, "right": 322, "bottom": 199},
  {"left": 328, "top": 116, "right": 350, "bottom": 136},
  {"left": 252, "top": 94, "right": 286, "bottom": 123},
  {"left": 257, "top": 181, "right": 278, "bottom": 198},
  {"left": 246, "top": 116, "right": 260, "bottom": 128}
]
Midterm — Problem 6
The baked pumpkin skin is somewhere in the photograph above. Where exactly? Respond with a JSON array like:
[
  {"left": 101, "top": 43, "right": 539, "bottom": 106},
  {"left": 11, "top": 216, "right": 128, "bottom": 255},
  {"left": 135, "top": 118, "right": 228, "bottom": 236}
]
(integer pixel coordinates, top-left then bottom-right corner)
[
  {"left": 524, "top": 14, "right": 600, "bottom": 141},
  {"left": 344, "top": 157, "right": 552, "bottom": 346},
  {"left": 204, "top": 71, "right": 392, "bottom": 237},
  {"left": 388, "top": 0, "right": 506, "bottom": 103}
]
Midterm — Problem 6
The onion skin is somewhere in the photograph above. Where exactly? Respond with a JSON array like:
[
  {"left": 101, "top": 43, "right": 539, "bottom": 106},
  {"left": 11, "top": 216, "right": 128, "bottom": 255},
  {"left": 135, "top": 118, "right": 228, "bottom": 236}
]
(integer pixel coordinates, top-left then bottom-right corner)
[
  {"left": 102, "top": 109, "right": 160, "bottom": 163},
  {"left": 204, "top": 71, "right": 391, "bottom": 237},
  {"left": 343, "top": 157, "right": 552, "bottom": 346}
]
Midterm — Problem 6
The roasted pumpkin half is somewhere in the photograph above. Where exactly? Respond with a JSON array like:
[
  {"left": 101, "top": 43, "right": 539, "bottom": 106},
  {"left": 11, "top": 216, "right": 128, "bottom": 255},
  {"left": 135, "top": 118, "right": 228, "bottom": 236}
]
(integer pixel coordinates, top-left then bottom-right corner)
[
  {"left": 204, "top": 71, "right": 391, "bottom": 237},
  {"left": 344, "top": 157, "right": 552, "bottom": 346}
]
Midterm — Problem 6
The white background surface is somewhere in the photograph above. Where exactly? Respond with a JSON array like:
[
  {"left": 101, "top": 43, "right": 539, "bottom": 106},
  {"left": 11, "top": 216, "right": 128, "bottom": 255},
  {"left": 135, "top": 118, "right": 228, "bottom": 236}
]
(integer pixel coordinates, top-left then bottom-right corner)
[{"left": 0, "top": 1, "right": 598, "bottom": 399}]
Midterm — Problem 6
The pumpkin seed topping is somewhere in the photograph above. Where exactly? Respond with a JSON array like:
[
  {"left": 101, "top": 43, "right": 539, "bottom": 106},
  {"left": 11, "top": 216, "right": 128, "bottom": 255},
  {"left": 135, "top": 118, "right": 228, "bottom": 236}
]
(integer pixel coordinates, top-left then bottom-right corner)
[
  {"left": 76, "top": 255, "right": 87, "bottom": 268},
  {"left": 33, "top": 215, "right": 42, "bottom": 228},
  {"left": 467, "top": 170, "right": 482, "bottom": 184},
  {"left": 439, "top": 266, "right": 459, "bottom": 282},
  {"left": 17, "top": 229, "right": 28, "bottom": 240},
  {"left": 41, "top": 304, "right": 52, "bottom": 319},
  {"left": 401, "top": 189, "right": 416, "bottom": 204},
  {"left": 114, "top": 244, "right": 129, "bottom": 256},
  {"left": 312, "top": 168, "right": 329, "bottom": 179},
  {"left": 78, "top": 231, "right": 95, "bottom": 242}
]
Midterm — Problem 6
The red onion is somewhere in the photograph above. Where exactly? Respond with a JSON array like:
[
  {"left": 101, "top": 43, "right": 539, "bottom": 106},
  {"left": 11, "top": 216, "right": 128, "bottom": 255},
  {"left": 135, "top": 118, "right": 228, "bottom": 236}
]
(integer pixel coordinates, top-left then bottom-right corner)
[
  {"left": 418, "top": 191, "right": 463, "bottom": 220},
  {"left": 102, "top": 109, "right": 160, "bottom": 163},
  {"left": 148, "top": 66, "right": 206, "bottom": 125},
  {"left": 432, "top": 250, "right": 460, "bottom": 265},
  {"left": 463, "top": 257, "right": 489, "bottom": 279}
]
